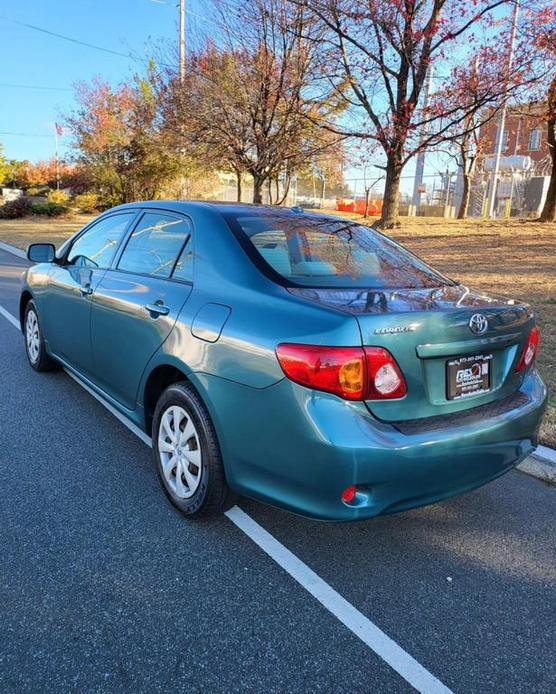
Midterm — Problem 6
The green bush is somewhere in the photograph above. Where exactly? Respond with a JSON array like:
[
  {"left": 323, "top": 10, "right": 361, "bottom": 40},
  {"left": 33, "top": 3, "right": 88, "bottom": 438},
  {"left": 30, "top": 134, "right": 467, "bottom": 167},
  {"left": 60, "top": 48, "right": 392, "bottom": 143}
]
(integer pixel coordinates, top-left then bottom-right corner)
[
  {"left": 46, "top": 189, "right": 70, "bottom": 204},
  {"left": 30, "top": 202, "right": 68, "bottom": 217},
  {"left": 73, "top": 192, "right": 100, "bottom": 213},
  {"left": 0, "top": 196, "right": 31, "bottom": 219}
]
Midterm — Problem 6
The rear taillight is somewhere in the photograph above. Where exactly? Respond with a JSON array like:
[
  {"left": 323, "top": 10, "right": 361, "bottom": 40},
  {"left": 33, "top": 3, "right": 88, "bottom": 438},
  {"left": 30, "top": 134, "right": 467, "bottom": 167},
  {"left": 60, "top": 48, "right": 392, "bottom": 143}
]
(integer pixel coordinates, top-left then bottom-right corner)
[
  {"left": 275, "top": 344, "right": 407, "bottom": 400},
  {"left": 365, "top": 347, "right": 407, "bottom": 399},
  {"left": 515, "top": 326, "right": 540, "bottom": 372}
]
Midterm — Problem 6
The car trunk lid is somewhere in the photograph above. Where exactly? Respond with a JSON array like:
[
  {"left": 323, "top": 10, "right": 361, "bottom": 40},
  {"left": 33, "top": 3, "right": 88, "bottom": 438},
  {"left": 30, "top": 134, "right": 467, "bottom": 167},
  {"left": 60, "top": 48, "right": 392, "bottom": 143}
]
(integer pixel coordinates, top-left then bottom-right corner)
[{"left": 289, "top": 285, "right": 533, "bottom": 422}]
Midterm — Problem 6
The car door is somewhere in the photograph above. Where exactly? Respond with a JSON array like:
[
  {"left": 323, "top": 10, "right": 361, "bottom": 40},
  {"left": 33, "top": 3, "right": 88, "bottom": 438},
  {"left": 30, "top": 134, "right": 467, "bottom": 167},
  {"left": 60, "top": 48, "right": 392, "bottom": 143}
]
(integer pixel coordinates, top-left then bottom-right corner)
[
  {"left": 90, "top": 210, "right": 194, "bottom": 409},
  {"left": 44, "top": 212, "right": 137, "bottom": 375}
]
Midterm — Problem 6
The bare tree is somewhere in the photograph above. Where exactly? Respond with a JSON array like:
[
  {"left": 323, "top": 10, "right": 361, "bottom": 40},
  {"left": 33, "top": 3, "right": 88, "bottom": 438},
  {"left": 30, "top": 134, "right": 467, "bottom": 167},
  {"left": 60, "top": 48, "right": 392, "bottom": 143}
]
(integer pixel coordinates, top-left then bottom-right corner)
[
  {"left": 163, "top": 0, "right": 344, "bottom": 204},
  {"left": 295, "top": 0, "right": 539, "bottom": 228}
]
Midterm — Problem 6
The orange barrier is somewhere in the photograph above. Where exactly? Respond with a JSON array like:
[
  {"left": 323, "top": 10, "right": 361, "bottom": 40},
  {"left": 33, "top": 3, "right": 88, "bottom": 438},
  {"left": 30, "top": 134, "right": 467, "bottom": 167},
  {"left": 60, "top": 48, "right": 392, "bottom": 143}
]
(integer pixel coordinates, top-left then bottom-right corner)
[{"left": 336, "top": 198, "right": 383, "bottom": 216}]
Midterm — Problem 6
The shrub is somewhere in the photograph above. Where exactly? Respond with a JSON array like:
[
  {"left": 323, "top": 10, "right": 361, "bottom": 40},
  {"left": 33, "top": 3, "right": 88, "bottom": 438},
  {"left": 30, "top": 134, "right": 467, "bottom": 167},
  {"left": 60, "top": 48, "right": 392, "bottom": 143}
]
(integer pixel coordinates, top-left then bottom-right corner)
[
  {"left": 30, "top": 202, "right": 68, "bottom": 217},
  {"left": 73, "top": 192, "right": 100, "bottom": 213},
  {"left": 46, "top": 189, "right": 70, "bottom": 204},
  {"left": 26, "top": 187, "right": 48, "bottom": 197},
  {"left": 0, "top": 196, "right": 31, "bottom": 219}
]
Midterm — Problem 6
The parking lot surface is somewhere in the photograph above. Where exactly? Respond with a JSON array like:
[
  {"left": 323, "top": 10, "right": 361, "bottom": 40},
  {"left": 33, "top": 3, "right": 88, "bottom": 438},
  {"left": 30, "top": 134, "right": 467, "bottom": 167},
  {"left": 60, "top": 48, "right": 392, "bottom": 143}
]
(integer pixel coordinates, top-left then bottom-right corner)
[{"left": 1, "top": 247, "right": 555, "bottom": 693}]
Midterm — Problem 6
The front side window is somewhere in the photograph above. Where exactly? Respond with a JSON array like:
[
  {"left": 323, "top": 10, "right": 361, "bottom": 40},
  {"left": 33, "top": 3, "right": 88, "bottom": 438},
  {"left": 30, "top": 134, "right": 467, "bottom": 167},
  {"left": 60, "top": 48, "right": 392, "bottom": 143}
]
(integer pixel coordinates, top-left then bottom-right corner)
[
  {"left": 118, "top": 212, "right": 191, "bottom": 278},
  {"left": 227, "top": 212, "right": 453, "bottom": 289},
  {"left": 67, "top": 213, "right": 135, "bottom": 268}
]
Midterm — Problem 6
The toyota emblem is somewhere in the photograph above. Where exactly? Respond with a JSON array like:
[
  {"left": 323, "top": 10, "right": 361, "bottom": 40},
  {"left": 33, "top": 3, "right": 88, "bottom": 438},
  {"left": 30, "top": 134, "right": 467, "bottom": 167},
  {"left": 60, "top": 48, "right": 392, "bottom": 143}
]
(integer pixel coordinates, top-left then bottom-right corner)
[{"left": 469, "top": 313, "right": 488, "bottom": 335}]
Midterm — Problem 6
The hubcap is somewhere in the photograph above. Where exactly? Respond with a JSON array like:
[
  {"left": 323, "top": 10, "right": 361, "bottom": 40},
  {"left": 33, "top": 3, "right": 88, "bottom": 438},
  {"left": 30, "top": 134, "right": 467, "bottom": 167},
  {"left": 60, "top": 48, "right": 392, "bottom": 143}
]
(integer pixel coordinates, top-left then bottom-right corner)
[
  {"left": 158, "top": 405, "right": 202, "bottom": 499},
  {"left": 25, "top": 310, "right": 40, "bottom": 363}
]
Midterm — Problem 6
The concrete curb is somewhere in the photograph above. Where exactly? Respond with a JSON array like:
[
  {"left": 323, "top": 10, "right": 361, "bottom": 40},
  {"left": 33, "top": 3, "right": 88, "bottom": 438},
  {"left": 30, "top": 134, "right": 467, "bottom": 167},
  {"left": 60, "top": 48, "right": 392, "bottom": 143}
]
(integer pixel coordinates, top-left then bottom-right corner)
[
  {"left": 0, "top": 235, "right": 554, "bottom": 486},
  {"left": 0, "top": 240, "right": 26, "bottom": 259},
  {"left": 517, "top": 445, "right": 556, "bottom": 485}
]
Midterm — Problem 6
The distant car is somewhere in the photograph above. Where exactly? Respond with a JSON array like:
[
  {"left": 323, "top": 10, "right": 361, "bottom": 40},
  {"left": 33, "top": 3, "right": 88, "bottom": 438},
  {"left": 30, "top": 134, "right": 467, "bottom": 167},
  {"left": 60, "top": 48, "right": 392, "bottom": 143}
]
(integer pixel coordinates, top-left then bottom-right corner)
[{"left": 20, "top": 202, "right": 547, "bottom": 520}]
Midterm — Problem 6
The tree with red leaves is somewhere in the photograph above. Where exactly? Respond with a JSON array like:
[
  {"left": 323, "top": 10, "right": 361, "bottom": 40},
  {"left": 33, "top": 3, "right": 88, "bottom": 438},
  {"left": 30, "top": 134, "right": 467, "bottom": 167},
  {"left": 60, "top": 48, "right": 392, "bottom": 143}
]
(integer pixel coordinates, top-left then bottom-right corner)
[
  {"left": 65, "top": 69, "right": 185, "bottom": 205},
  {"left": 298, "top": 0, "right": 536, "bottom": 228}
]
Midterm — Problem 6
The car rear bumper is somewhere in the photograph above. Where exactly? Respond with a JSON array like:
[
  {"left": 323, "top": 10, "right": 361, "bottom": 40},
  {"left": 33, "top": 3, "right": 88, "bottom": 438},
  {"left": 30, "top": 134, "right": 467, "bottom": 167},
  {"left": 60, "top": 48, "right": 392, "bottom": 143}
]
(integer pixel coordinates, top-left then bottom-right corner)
[{"left": 192, "top": 368, "right": 547, "bottom": 521}]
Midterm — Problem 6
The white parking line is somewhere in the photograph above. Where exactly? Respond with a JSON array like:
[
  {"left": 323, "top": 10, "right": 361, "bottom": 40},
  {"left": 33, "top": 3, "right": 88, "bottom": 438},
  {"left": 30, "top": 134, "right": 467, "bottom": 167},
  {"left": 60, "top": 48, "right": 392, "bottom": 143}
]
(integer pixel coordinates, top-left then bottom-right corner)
[
  {"left": 225, "top": 506, "right": 452, "bottom": 693},
  {"left": 0, "top": 300, "right": 452, "bottom": 693},
  {"left": 0, "top": 304, "right": 20, "bottom": 329},
  {"left": 0, "top": 241, "right": 27, "bottom": 259}
]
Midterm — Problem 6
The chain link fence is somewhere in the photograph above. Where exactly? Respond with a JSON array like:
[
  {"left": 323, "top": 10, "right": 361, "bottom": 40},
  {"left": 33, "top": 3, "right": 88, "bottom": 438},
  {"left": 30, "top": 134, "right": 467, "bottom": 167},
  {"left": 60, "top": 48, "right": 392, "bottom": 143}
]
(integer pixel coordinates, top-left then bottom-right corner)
[{"left": 206, "top": 168, "right": 551, "bottom": 219}]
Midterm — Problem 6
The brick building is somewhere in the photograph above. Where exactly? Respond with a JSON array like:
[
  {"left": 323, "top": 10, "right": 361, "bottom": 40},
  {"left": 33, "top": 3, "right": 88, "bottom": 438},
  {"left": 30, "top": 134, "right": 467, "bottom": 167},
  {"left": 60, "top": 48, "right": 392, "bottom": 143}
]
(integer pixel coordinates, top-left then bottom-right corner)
[{"left": 479, "top": 103, "right": 551, "bottom": 175}]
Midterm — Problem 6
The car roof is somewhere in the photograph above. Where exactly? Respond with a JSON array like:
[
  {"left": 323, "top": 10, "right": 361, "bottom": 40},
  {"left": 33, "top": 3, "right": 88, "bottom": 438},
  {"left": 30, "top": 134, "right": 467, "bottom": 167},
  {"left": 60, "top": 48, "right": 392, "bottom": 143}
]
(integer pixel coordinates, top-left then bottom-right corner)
[{"left": 106, "top": 200, "right": 348, "bottom": 223}]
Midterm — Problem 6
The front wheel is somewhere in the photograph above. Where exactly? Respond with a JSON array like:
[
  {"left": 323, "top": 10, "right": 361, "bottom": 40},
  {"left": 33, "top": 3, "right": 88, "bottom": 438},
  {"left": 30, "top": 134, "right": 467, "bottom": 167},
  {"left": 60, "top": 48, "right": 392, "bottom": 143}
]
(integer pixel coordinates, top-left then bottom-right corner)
[
  {"left": 152, "top": 381, "right": 231, "bottom": 517},
  {"left": 24, "top": 300, "right": 58, "bottom": 372}
]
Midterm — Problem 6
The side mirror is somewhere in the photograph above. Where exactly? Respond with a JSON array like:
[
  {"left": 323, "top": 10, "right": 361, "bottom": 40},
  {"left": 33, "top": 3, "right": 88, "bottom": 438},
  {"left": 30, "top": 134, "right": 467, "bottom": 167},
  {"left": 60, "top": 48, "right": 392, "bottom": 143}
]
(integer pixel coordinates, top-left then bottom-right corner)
[{"left": 27, "top": 243, "right": 56, "bottom": 263}]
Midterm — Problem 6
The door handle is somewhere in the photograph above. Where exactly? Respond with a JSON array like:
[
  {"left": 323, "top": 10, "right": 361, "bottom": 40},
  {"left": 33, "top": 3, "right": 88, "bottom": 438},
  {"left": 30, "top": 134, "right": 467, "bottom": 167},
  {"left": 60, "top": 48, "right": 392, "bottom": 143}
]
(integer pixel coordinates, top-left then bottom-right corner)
[
  {"left": 80, "top": 284, "right": 93, "bottom": 296},
  {"left": 145, "top": 302, "right": 170, "bottom": 317}
]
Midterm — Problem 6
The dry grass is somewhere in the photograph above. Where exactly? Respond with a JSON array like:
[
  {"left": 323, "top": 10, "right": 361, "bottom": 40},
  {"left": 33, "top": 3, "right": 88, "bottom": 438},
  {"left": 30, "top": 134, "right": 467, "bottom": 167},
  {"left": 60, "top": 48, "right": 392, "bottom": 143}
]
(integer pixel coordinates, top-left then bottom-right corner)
[
  {"left": 0, "top": 214, "right": 94, "bottom": 251},
  {"left": 1, "top": 211, "right": 554, "bottom": 447}
]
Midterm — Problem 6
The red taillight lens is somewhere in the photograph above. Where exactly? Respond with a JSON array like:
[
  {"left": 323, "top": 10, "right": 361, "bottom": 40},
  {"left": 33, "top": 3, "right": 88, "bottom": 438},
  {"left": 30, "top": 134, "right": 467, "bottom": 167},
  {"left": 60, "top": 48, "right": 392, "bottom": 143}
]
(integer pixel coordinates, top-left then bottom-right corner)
[
  {"left": 275, "top": 344, "right": 407, "bottom": 400},
  {"left": 275, "top": 344, "right": 366, "bottom": 400},
  {"left": 515, "top": 326, "right": 540, "bottom": 372}
]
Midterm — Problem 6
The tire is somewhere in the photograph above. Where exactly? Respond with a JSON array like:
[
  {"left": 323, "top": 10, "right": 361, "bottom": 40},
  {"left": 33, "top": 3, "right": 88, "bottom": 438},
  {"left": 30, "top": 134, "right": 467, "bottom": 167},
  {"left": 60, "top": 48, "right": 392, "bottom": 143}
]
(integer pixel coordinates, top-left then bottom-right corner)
[
  {"left": 24, "top": 300, "right": 58, "bottom": 372},
  {"left": 152, "top": 381, "right": 231, "bottom": 517}
]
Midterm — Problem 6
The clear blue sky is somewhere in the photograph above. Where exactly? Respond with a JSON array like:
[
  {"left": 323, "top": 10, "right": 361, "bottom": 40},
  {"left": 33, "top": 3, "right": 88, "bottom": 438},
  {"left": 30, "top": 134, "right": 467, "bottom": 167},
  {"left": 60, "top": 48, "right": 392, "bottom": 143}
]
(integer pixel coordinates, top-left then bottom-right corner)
[{"left": 0, "top": 0, "right": 209, "bottom": 162}]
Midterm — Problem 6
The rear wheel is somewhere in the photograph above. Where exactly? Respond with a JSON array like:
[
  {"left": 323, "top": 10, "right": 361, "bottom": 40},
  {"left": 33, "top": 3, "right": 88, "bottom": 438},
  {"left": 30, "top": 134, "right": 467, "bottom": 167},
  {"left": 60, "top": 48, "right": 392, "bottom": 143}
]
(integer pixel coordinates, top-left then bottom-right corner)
[
  {"left": 24, "top": 300, "right": 58, "bottom": 372},
  {"left": 152, "top": 381, "right": 231, "bottom": 517}
]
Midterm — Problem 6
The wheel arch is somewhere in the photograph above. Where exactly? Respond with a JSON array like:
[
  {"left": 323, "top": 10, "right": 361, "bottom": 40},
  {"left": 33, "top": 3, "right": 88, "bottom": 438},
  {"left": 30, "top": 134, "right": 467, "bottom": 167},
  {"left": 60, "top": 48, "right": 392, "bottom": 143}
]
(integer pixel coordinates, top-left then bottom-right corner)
[
  {"left": 19, "top": 290, "right": 33, "bottom": 333},
  {"left": 143, "top": 363, "right": 195, "bottom": 435}
]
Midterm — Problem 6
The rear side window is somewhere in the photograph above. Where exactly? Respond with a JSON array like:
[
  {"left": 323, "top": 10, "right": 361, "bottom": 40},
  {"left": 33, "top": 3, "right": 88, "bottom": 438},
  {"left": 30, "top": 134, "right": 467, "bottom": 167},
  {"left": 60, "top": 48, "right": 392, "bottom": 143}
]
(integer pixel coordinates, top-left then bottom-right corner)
[
  {"left": 118, "top": 212, "right": 191, "bottom": 278},
  {"left": 67, "top": 213, "right": 134, "bottom": 269},
  {"left": 227, "top": 212, "right": 452, "bottom": 289},
  {"left": 172, "top": 236, "right": 194, "bottom": 282}
]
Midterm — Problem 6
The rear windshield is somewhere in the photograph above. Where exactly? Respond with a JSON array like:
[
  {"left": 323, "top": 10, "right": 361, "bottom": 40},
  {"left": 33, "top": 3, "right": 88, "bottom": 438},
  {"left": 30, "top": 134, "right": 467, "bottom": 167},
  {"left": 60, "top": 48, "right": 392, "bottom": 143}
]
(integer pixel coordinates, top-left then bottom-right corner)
[{"left": 226, "top": 212, "right": 453, "bottom": 289}]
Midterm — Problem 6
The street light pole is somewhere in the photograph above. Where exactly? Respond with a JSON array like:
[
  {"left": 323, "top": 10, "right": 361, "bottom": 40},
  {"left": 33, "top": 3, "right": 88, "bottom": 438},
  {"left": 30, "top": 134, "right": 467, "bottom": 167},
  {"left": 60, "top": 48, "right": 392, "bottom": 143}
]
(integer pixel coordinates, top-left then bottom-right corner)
[
  {"left": 486, "top": 0, "right": 520, "bottom": 218},
  {"left": 412, "top": 66, "right": 434, "bottom": 214},
  {"left": 179, "top": 0, "right": 185, "bottom": 84}
]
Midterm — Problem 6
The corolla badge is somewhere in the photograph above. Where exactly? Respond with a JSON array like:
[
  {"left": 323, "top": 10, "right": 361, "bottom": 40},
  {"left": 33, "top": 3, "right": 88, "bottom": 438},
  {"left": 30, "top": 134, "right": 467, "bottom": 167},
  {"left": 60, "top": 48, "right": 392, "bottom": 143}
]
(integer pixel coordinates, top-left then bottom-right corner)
[
  {"left": 468, "top": 313, "right": 488, "bottom": 335},
  {"left": 374, "top": 324, "right": 417, "bottom": 335}
]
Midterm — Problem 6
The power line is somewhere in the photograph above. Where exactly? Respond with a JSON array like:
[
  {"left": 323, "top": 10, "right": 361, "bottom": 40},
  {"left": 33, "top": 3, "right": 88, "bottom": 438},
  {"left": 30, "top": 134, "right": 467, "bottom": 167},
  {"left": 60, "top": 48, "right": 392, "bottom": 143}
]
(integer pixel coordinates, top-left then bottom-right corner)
[
  {"left": 0, "top": 82, "right": 72, "bottom": 92},
  {"left": 0, "top": 131, "right": 52, "bottom": 138},
  {"left": 0, "top": 15, "right": 138, "bottom": 61}
]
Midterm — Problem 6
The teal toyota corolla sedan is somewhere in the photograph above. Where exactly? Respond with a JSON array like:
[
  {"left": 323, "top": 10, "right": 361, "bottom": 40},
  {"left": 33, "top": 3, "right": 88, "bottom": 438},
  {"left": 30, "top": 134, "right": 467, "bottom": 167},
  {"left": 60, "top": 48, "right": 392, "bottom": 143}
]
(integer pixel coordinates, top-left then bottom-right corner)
[{"left": 20, "top": 202, "right": 547, "bottom": 520}]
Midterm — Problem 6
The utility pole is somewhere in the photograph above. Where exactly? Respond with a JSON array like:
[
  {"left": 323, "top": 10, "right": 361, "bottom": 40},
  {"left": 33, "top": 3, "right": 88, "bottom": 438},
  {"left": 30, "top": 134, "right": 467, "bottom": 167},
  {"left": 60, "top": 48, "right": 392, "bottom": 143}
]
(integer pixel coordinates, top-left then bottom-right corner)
[
  {"left": 179, "top": 0, "right": 185, "bottom": 84},
  {"left": 412, "top": 66, "right": 434, "bottom": 213},
  {"left": 486, "top": 0, "right": 520, "bottom": 218},
  {"left": 54, "top": 123, "right": 63, "bottom": 190}
]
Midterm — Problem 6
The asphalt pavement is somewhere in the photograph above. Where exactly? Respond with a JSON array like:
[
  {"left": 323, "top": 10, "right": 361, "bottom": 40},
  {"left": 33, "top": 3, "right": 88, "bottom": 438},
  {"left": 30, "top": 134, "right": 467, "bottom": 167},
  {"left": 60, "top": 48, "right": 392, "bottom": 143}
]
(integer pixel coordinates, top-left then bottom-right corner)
[{"left": 0, "top": 247, "right": 555, "bottom": 693}]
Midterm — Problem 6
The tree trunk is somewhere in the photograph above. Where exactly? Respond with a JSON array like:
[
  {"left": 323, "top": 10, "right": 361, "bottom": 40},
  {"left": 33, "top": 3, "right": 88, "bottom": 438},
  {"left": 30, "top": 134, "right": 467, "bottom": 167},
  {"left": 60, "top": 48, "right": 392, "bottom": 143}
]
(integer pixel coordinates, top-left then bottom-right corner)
[
  {"left": 236, "top": 171, "right": 242, "bottom": 202},
  {"left": 539, "top": 115, "right": 555, "bottom": 222},
  {"left": 378, "top": 154, "right": 403, "bottom": 228},
  {"left": 457, "top": 172, "right": 471, "bottom": 219},
  {"left": 253, "top": 176, "right": 264, "bottom": 204},
  {"left": 276, "top": 173, "right": 292, "bottom": 206},
  {"left": 363, "top": 188, "right": 371, "bottom": 218}
]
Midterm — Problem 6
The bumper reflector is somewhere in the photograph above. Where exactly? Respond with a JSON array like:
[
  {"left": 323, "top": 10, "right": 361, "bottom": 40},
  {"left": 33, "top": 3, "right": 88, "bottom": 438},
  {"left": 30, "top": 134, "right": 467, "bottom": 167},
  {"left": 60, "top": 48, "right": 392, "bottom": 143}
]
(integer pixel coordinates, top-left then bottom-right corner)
[{"left": 341, "top": 485, "right": 357, "bottom": 504}]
